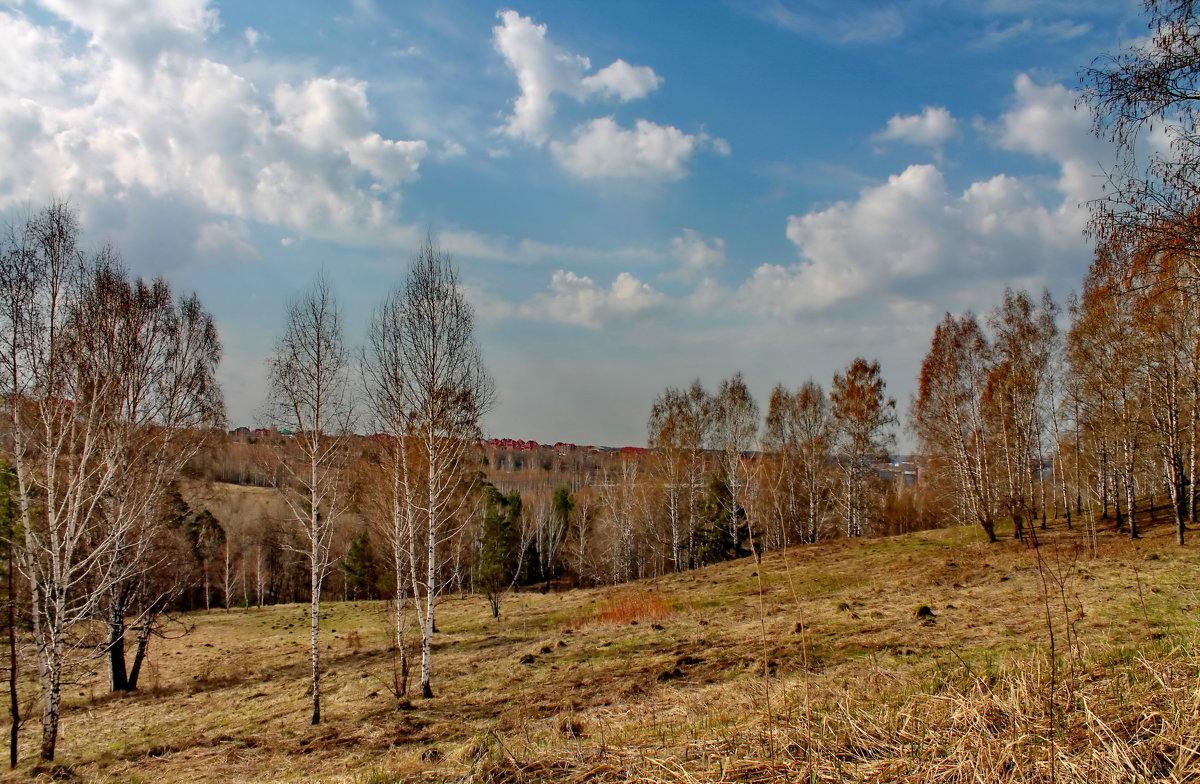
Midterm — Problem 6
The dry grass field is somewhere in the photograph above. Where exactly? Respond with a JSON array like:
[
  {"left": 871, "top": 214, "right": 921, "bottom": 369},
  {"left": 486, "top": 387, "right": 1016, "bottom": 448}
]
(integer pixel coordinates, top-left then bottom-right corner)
[{"left": 7, "top": 509, "right": 1200, "bottom": 783}]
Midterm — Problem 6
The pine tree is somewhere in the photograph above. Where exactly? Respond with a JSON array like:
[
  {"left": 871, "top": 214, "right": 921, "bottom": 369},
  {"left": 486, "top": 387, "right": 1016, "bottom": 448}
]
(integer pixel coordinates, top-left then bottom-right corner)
[
  {"left": 342, "top": 527, "right": 381, "bottom": 600},
  {"left": 695, "top": 473, "right": 749, "bottom": 566},
  {"left": 475, "top": 486, "right": 521, "bottom": 618},
  {"left": 187, "top": 510, "right": 225, "bottom": 611}
]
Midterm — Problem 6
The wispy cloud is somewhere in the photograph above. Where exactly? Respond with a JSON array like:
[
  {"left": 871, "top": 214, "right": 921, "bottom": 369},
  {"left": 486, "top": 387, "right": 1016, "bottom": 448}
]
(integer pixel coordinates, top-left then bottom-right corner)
[{"left": 742, "top": 0, "right": 907, "bottom": 43}]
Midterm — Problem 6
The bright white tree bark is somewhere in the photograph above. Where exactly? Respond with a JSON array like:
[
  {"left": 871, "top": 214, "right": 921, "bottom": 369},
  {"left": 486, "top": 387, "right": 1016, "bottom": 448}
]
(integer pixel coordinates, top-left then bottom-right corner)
[
  {"left": 361, "top": 238, "right": 493, "bottom": 699},
  {"left": 1, "top": 201, "right": 223, "bottom": 760},
  {"left": 265, "top": 273, "right": 352, "bottom": 725}
]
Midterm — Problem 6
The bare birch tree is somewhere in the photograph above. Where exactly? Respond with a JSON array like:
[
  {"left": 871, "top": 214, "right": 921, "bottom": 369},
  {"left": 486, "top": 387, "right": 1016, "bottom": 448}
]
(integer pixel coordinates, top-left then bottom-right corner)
[
  {"left": 1083, "top": 0, "right": 1200, "bottom": 270},
  {"left": 362, "top": 238, "right": 493, "bottom": 699},
  {"left": 93, "top": 272, "right": 224, "bottom": 692},
  {"left": 763, "top": 381, "right": 832, "bottom": 545},
  {"left": 1132, "top": 252, "right": 1197, "bottom": 544},
  {"left": 2, "top": 203, "right": 119, "bottom": 761},
  {"left": 601, "top": 456, "right": 642, "bottom": 583},
  {"left": 362, "top": 291, "right": 419, "bottom": 697},
  {"left": 265, "top": 273, "right": 352, "bottom": 725},
  {"left": 647, "top": 381, "right": 710, "bottom": 570},
  {"left": 1, "top": 201, "right": 223, "bottom": 760},
  {"left": 711, "top": 373, "right": 759, "bottom": 553},
  {"left": 911, "top": 313, "right": 997, "bottom": 541},
  {"left": 984, "top": 290, "right": 1057, "bottom": 542},
  {"left": 1068, "top": 250, "right": 1148, "bottom": 539}
]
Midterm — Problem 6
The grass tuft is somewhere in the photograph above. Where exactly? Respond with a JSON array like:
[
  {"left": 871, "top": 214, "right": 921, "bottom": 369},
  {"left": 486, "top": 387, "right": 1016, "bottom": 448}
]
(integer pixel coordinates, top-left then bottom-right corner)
[{"left": 566, "top": 591, "right": 676, "bottom": 628}]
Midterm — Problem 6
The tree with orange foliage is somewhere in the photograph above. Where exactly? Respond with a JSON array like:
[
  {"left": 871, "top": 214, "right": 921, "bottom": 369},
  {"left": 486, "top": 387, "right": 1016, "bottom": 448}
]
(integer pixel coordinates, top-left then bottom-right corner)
[
  {"left": 911, "top": 313, "right": 996, "bottom": 542},
  {"left": 983, "top": 290, "right": 1057, "bottom": 543},
  {"left": 1129, "top": 248, "right": 1199, "bottom": 544},
  {"left": 1068, "top": 244, "right": 1147, "bottom": 538},
  {"left": 830, "top": 359, "right": 896, "bottom": 538}
]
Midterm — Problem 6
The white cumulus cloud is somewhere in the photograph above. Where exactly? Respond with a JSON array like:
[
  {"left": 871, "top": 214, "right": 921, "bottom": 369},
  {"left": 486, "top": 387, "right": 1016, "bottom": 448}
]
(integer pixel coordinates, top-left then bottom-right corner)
[
  {"left": 492, "top": 10, "right": 662, "bottom": 145},
  {"left": 992, "top": 74, "right": 1102, "bottom": 204},
  {"left": 35, "top": 0, "right": 218, "bottom": 67},
  {"left": 0, "top": 3, "right": 429, "bottom": 243},
  {"left": 485, "top": 75, "right": 1100, "bottom": 338},
  {"left": 873, "top": 106, "right": 960, "bottom": 148},
  {"left": 750, "top": 158, "right": 1083, "bottom": 317},
  {"left": 551, "top": 117, "right": 726, "bottom": 180},
  {"left": 736, "top": 75, "right": 1099, "bottom": 319},
  {"left": 491, "top": 10, "right": 726, "bottom": 181},
  {"left": 520, "top": 269, "right": 666, "bottom": 328},
  {"left": 580, "top": 59, "right": 662, "bottom": 101}
]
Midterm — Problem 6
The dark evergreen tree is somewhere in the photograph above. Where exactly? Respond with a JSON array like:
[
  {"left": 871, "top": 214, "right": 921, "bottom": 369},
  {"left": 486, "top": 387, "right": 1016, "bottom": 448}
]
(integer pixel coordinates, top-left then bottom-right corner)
[
  {"left": 475, "top": 485, "right": 521, "bottom": 618},
  {"left": 342, "top": 526, "right": 382, "bottom": 599},
  {"left": 160, "top": 487, "right": 192, "bottom": 532},
  {"left": 694, "top": 473, "right": 750, "bottom": 566},
  {"left": 186, "top": 510, "right": 224, "bottom": 610}
]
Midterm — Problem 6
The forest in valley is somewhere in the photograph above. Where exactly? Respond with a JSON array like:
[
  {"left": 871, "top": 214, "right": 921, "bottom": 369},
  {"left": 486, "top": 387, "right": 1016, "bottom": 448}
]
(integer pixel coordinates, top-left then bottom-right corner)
[{"left": 2, "top": 1, "right": 1200, "bottom": 777}]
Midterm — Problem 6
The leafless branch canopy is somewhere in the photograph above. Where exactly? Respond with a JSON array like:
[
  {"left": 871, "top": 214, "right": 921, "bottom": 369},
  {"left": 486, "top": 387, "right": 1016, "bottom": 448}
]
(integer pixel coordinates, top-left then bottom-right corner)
[{"left": 1, "top": 199, "right": 223, "bottom": 759}]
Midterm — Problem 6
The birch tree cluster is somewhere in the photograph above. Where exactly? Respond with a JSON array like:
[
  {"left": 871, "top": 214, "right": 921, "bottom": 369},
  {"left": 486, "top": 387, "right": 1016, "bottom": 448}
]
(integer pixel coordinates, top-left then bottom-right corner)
[
  {"left": 0, "top": 202, "right": 224, "bottom": 761},
  {"left": 1066, "top": 242, "right": 1200, "bottom": 546},
  {"left": 905, "top": 1, "right": 1200, "bottom": 549},
  {"left": 554, "top": 365, "right": 904, "bottom": 585},
  {"left": 911, "top": 290, "right": 1064, "bottom": 544},
  {"left": 911, "top": 271, "right": 1200, "bottom": 549},
  {"left": 0, "top": 209, "right": 498, "bottom": 754},
  {"left": 357, "top": 238, "right": 494, "bottom": 701},
  {"left": 312, "top": 362, "right": 904, "bottom": 614},
  {"left": 1069, "top": 0, "right": 1200, "bottom": 546}
]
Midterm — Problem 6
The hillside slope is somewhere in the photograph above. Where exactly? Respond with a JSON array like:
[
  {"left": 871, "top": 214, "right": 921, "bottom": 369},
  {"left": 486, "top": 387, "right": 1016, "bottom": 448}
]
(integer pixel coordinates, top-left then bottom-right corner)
[{"left": 10, "top": 515, "right": 1200, "bottom": 783}]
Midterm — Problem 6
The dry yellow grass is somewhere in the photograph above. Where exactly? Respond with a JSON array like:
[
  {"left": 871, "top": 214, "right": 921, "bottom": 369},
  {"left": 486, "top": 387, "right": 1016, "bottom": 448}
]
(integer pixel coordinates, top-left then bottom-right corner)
[{"left": 6, "top": 512, "right": 1199, "bottom": 783}]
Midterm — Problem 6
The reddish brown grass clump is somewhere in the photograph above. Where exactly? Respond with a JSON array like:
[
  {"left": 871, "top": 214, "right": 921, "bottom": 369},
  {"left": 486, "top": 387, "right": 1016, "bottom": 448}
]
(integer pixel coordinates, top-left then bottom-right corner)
[{"left": 569, "top": 591, "right": 674, "bottom": 628}]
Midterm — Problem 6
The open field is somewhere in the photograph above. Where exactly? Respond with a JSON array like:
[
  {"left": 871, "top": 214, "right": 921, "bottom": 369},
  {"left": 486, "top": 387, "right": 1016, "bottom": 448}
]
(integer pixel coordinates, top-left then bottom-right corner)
[{"left": 8, "top": 510, "right": 1200, "bottom": 783}]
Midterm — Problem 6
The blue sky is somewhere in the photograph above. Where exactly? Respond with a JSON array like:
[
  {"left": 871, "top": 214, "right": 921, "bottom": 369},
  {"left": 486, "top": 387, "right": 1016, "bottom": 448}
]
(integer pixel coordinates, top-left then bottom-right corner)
[{"left": 0, "top": 0, "right": 1144, "bottom": 446}]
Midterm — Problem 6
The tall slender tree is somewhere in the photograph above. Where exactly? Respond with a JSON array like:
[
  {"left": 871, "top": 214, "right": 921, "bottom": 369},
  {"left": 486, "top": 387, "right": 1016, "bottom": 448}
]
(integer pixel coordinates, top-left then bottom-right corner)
[
  {"left": 265, "top": 273, "right": 353, "bottom": 725},
  {"left": 984, "top": 290, "right": 1057, "bottom": 542},
  {"left": 710, "top": 373, "right": 759, "bottom": 553},
  {"left": 362, "top": 238, "right": 493, "bottom": 699},
  {"left": 763, "top": 381, "right": 832, "bottom": 545},
  {"left": 830, "top": 359, "right": 896, "bottom": 538},
  {"left": 89, "top": 270, "right": 224, "bottom": 692},
  {"left": 1069, "top": 247, "right": 1147, "bottom": 538},
  {"left": 911, "top": 314, "right": 997, "bottom": 541},
  {"left": 0, "top": 459, "right": 18, "bottom": 768},
  {"left": 647, "top": 381, "right": 710, "bottom": 569},
  {"left": 1131, "top": 248, "right": 1198, "bottom": 544}
]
